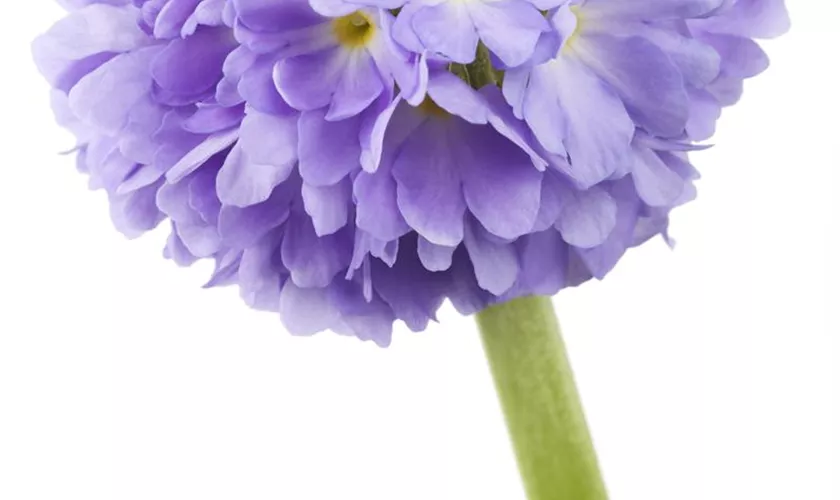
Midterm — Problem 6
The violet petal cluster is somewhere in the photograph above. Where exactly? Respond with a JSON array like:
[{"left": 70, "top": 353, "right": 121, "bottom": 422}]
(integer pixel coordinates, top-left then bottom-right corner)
[{"left": 34, "top": 0, "right": 789, "bottom": 345}]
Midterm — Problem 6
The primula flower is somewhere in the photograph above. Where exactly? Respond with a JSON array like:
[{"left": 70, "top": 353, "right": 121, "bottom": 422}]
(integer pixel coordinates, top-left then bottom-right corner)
[{"left": 34, "top": 0, "right": 789, "bottom": 348}]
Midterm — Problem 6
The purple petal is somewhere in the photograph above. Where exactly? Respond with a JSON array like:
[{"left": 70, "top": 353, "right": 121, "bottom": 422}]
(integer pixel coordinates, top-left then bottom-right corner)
[
  {"left": 109, "top": 179, "right": 165, "bottom": 239},
  {"left": 532, "top": 171, "right": 565, "bottom": 231},
  {"left": 520, "top": 54, "right": 634, "bottom": 187},
  {"left": 555, "top": 185, "right": 618, "bottom": 249},
  {"left": 279, "top": 282, "right": 340, "bottom": 336},
  {"left": 234, "top": 0, "right": 324, "bottom": 32},
  {"left": 166, "top": 128, "right": 239, "bottom": 183},
  {"left": 176, "top": 222, "right": 222, "bottom": 258},
  {"left": 281, "top": 213, "right": 353, "bottom": 288},
  {"left": 417, "top": 236, "right": 456, "bottom": 272},
  {"left": 151, "top": 27, "right": 234, "bottom": 98},
  {"left": 507, "top": 229, "right": 567, "bottom": 297},
  {"left": 411, "top": 1, "right": 479, "bottom": 64},
  {"left": 392, "top": 121, "right": 466, "bottom": 247},
  {"left": 302, "top": 180, "right": 351, "bottom": 236},
  {"left": 32, "top": 4, "right": 149, "bottom": 90},
  {"left": 325, "top": 51, "right": 385, "bottom": 121},
  {"left": 576, "top": 34, "right": 689, "bottom": 137},
  {"left": 238, "top": 232, "right": 284, "bottom": 312},
  {"left": 631, "top": 144, "right": 686, "bottom": 207},
  {"left": 693, "top": 0, "right": 790, "bottom": 39},
  {"left": 218, "top": 180, "right": 298, "bottom": 247},
  {"left": 273, "top": 47, "right": 345, "bottom": 111},
  {"left": 154, "top": 0, "right": 202, "bottom": 39},
  {"left": 68, "top": 48, "right": 157, "bottom": 133},
  {"left": 575, "top": 180, "right": 640, "bottom": 279},
  {"left": 370, "top": 11, "right": 428, "bottom": 106},
  {"left": 463, "top": 220, "right": 519, "bottom": 295},
  {"left": 583, "top": 0, "right": 722, "bottom": 20},
  {"left": 354, "top": 166, "right": 412, "bottom": 242},
  {"left": 216, "top": 142, "right": 294, "bottom": 207},
  {"left": 371, "top": 237, "right": 447, "bottom": 332},
  {"left": 468, "top": 0, "right": 547, "bottom": 67},
  {"left": 427, "top": 70, "right": 489, "bottom": 124},
  {"left": 460, "top": 123, "right": 542, "bottom": 239},
  {"left": 298, "top": 109, "right": 361, "bottom": 186},
  {"left": 182, "top": 104, "right": 245, "bottom": 134}
]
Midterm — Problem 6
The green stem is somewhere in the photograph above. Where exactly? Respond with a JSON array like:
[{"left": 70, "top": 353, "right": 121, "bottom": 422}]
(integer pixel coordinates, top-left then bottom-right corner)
[{"left": 476, "top": 296, "right": 608, "bottom": 500}]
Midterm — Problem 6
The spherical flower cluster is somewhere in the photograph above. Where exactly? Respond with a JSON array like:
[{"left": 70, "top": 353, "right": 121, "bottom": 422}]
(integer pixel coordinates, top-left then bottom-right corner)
[{"left": 34, "top": 0, "right": 789, "bottom": 345}]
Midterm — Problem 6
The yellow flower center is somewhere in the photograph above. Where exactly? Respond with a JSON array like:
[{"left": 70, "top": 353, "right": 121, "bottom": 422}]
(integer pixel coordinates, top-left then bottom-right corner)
[
  {"left": 417, "top": 97, "right": 449, "bottom": 118},
  {"left": 332, "top": 12, "right": 376, "bottom": 48}
]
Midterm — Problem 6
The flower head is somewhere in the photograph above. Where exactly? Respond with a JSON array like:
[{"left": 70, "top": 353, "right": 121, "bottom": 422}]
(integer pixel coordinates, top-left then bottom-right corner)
[{"left": 34, "top": 0, "right": 788, "bottom": 345}]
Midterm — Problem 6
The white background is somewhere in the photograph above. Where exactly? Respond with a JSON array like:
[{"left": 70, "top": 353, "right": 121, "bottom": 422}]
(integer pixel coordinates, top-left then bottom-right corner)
[{"left": 0, "top": 2, "right": 837, "bottom": 499}]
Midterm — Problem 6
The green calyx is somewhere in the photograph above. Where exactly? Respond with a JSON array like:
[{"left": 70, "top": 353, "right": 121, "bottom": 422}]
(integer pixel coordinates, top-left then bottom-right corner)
[{"left": 450, "top": 43, "right": 504, "bottom": 89}]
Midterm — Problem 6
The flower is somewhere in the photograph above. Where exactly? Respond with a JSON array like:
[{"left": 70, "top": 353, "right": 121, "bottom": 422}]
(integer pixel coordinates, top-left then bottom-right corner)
[{"left": 34, "top": 0, "right": 788, "bottom": 345}]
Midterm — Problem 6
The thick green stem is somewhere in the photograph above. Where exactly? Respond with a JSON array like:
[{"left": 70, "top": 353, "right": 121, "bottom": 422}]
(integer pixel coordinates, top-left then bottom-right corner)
[{"left": 476, "top": 296, "right": 608, "bottom": 500}]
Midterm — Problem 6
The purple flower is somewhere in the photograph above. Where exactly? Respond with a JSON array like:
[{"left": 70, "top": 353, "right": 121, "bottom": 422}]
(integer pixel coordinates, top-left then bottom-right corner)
[{"left": 34, "top": 0, "right": 788, "bottom": 345}]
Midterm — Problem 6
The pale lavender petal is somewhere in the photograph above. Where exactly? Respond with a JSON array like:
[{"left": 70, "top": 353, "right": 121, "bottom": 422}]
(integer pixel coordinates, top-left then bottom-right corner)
[
  {"left": 32, "top": 4, "right": 149, "bottom": 89},
  {"left": 238, "top": 231, "right": 284, "bottom": 312},
  {"left": 298, "top": 109, "right": 361, "bottom": 186},
  {"left": 520, "top": 54, "right": 634, "bottom": 187},
  {"left": 325, "top": 51, "right": 385, "bottom": 121},
  {"left": 556, "top": 185, "right": 618, "bottom": 249},
  {"left": 354, "top": 167, "right": 412, "bottom": 242},
  {"left": 576, "top": 34, "right": 689, "bottom": 137},
  {"left": 68, "top": 48, "right": 157, "bottom": 133},
  {"left": 218, "top": 179, "right": 298, "bottom": 247},
  {"left": 151, "top": 27, "right": 234, "bottom": 98},
  {"left": 176, "top": 222, "right": 222, "bottom": 257},
  {"left": 166, "top": 128, "right": 239, "bottom": 183},
  {"left": 216, "top": 142, "right": 294, "bottom": 207},
  {"left": 532, "top": 171, "right": 565, "bottom": 231},
  {"left": 234, "top": 0, "right": 324, "bottom": 32},
  {"left": 240, "top": 108, "right": 298, "bottom": 163},
  {"left": 393, "top": 122, "right": 466, "bottom": 247},
  {"left": 460, "top": 123, "right": 542, "bottom": 239},
  {"left": 109, "top": 179, "right": 165, "bottom": 239},
  {"left": 279, "top": 282, "right": 340, "bottom": 336},
  {"left": 371, "top": 237, "right": 447, "bottom": 332},
  {"left": 463, "top": 220, "right": 519, "bottom": 295},
  {"left": 273, "top": 47, "right": 346, "bottom": 111},
  {"left": 576, "top": 181, "right": 640, "bottom": 279},
  {"left": 631, "top": 144, "right": 687, "bottom": 207},
  {"left": 417, "top": 236, "right": 456, "bottom": 272},
  {"left": 154, "top": 0, "right": 202, "bottom": 39},
  {"left": 583, "top": 0, "right": 722, "bottom": 20},
  {"left": 302, "top": 180, "right": 351, "bottom": 236},
  {"left": 411, "top": 1, "right": 479, "bottom": 64},
  {"left": 281, "top": 213, "right": 353, "bottom": 288},
  {"left": 508, "top": 229, "right": 567, "bottom": 297},
  {"left": 468, "top": 0, "right": 547, "bottom": 67},
  {"left": 427, "top": 70, "right": 489, "bottom": 124}
]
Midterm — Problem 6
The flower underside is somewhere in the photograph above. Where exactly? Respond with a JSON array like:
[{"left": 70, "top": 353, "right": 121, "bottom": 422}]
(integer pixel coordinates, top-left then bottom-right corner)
[{"left": 33, "top": 0, "right": 790, "bottom": 345}]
